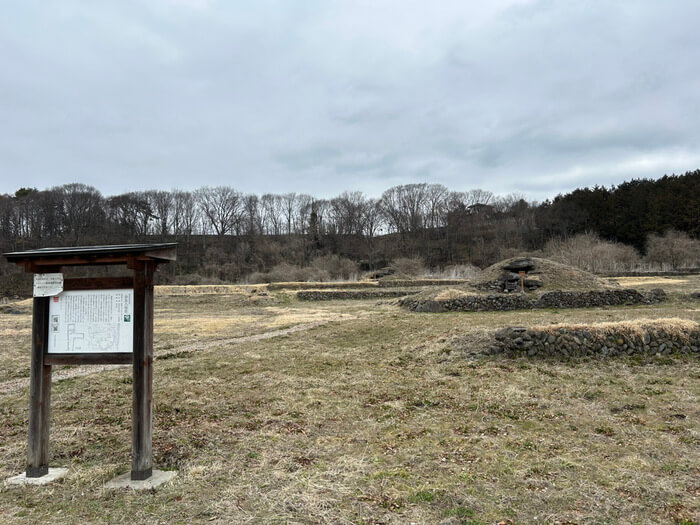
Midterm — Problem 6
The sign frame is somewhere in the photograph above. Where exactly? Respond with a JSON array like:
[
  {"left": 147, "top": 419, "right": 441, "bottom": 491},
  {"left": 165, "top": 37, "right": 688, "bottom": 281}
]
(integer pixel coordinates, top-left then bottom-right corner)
[
  {"left": 44, "top": 278, "right": 135, "bottom": 365},
  {"left": 48, "top": 287, "right": 134, "bottom": 355}
]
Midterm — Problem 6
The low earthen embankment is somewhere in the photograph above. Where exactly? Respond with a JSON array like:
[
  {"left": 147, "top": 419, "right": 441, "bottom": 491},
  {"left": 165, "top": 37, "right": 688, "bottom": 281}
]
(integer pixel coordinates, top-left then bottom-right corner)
[
  {"left": 599, "top": 268, "right": 700, "bottom": 277},
  {"left": 377, "top": 279, "right": 470, "bottom": 288},
  {"left": 400, "top": 289, "right": 666, "bottom": 312},
  {"left": 268, "top": 281, "right": 379, "bottom": 291},
  {"left": 297, "top": 289, "right": 419, "bottom": 301}
]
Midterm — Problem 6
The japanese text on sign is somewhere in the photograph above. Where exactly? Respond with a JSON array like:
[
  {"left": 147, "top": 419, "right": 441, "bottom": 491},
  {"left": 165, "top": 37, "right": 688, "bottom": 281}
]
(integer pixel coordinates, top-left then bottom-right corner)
[
  {"left": 33, "top": 273, "right": 64, "bottom": 297},
  {"left": 47, "top": 289, "right": 134, "bottom": 354}
]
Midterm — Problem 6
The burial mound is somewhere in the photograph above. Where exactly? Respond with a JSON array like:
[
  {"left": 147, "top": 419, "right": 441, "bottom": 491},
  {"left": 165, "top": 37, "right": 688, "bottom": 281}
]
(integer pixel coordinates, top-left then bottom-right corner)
[
  {"left": 396, "top": 257, "right": 663, "bottom": 312},
  {"left": 476, "top": 257, "right": 613, "bottom": 292}
]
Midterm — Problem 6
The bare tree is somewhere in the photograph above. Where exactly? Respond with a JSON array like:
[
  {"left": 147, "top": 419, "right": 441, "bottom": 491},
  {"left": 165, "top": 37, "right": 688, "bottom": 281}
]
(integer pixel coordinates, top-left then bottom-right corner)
[
  {"left": 261, "top": 194, "right": 284, "bottom": 235},
  {"left": 310, "top": 199, "right": 331, "bottom": 236},
  {"left": 196, "top": 186, "right": 243, "bottom": 236},
  {"left": 400, "top": 183, "right": 428, "bottom": 232},
  {"left": 146, "top": 190, "right": 174, "bottom": 236},
  {"left": 172, "top": 190, "right": 198, "bottom": 236},
  {"left": 380, "top": 184, "right": 429, "bottom": 234},
  {"left": 361, "top": 198, "right": 383, "bottom": 239},
  {"left": 295, "top": 194, "right": 313, "bottom": 234},
  {"left": 54, "top": 183, "right": 105, "bottom": 244},
  {"left": 282, "top": 193, "right": 297, "bottom": 235},
  {"left": 464, "top": 189, "right": 494, "bottom": 207},
  {"left": 379, "top": 186, "right": 407, "bottom": 234},
  {"left": 242, "top": 194, "right": 263, "bottom": 235},
  {"left": 17, "top": 189, "right": 36, "bottom": 239},
  {"left": 330, "top": 191, "right": 366, "bottom": 235},
  {"left": 646, "top": 230, "right": 700, "bottom": 269},
  {"left": 545, "top": 233, "right": 640, "bottom": 273},
  {"left": 424, "top": 184, "right": 449, "bottom": 229},
  {"left": 106, "top": 192, "right": 153, "bottom": 239},
  {"left": 360, "top": 198, "right": 384, "bottom": 268},
  {"left": 493, "top": 192, "right": 525, "bottom": 213}
]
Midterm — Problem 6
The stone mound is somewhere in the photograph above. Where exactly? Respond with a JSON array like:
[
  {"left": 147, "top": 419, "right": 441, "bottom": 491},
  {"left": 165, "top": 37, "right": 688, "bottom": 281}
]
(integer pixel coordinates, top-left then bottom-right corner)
[{"left": 476, "top": 257, "right": 613, "bottom": 292}]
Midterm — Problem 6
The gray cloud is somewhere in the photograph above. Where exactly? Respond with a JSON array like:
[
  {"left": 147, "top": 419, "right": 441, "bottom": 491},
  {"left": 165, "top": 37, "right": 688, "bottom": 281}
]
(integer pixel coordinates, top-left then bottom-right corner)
[{"left": 1, "top": 0, "right": 699, "bottom": 201}]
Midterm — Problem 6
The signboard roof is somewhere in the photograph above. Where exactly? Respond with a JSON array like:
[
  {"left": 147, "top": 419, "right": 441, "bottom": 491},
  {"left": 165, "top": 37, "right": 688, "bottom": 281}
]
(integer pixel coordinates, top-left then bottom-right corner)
[
  {"left": 4, "top": 243, "right": 177, "bottom": 270},
  {"left": 4, "top": 243, "right": 177, "bottom": 261}
]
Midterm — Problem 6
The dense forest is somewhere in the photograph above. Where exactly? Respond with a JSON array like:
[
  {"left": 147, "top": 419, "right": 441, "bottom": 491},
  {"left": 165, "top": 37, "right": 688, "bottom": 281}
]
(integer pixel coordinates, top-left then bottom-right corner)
[{"left": 0, "top": 170, "right": 698, "bottom": 286}]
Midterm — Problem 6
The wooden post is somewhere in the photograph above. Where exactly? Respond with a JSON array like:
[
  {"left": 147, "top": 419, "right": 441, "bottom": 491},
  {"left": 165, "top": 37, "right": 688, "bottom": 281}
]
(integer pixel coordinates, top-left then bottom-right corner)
[
  {"left": 131, "top": 261, "right": 155, "bottom": 480},
  {"left": 27, "top": 297, "right": 51, "bottom": 477}
]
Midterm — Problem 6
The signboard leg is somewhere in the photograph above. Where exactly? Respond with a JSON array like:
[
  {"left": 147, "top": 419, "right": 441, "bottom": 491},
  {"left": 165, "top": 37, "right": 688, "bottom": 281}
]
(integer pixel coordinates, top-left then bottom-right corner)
[
  {"left": 131, "top": 262, "right": 154, "bottom": 481},
  {"left": 27, "top": 297, "right": 51, "bottom": 477}
]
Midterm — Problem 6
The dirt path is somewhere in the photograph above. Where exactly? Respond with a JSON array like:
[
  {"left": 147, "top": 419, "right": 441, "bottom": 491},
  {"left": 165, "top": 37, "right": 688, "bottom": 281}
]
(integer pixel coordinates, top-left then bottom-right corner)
[{"left": 0, "top": 320, "right": 332, "bottom": 395}]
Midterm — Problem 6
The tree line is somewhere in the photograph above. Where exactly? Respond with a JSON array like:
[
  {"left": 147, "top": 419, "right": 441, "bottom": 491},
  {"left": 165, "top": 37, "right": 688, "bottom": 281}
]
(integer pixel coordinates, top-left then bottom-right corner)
[
  {"left": 0, "top": 170, "right": 698, "bottom": 283},
  {"left": 0, "top": 184, "right": 509, "bottom": 241},
  {"left": 538, "top": 171, "right": 700, "bottom": 251}
]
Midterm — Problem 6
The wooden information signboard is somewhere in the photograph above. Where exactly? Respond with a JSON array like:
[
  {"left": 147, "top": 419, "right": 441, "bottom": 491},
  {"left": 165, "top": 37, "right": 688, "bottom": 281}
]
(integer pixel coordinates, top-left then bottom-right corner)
[{"left": 4, "top": 244, "right": 177, "bottom": 482}]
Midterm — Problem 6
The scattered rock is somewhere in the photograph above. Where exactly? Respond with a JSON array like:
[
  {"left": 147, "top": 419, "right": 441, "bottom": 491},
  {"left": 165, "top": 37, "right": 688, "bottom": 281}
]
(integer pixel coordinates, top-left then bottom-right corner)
[{"left": 0, "top": 306, "right": 24, "bottom": 315}]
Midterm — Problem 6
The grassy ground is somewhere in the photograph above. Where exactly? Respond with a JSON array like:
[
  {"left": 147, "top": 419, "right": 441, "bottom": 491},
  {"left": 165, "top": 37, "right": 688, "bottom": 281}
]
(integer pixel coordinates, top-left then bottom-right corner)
[
  {"left": 615, "top": 274, "right": 700, "bottom": 294},
  {"left": 0, "top": 283, "right": 698, "bottom": 524}
]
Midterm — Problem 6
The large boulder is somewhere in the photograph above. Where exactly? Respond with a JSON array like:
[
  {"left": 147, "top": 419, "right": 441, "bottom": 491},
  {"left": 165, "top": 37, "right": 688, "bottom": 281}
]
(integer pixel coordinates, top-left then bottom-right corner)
[
  {"left": 499, "top": 272, "right": 521, "bottom": 282},
  {"left": 497, "top": 271, "right": 521, "bottom": 292},
  {"left": 367, "top": 267, "right": 394, "bottom": 279},
  {"left": 523, "top": 278, "right": 543, "bottom": 290},
  {"left": 503, "top": 258, "right": 535, "bottom": 273}
]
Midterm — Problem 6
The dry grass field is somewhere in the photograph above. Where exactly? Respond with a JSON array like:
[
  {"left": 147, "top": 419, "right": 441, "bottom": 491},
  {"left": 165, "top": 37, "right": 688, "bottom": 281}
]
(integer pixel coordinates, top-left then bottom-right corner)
[
  {"left": 615, "top": 275, "right": 700, "bottom": 294},
  {"left": 0, "top": 278, "right": 698, "bottom": 524}
]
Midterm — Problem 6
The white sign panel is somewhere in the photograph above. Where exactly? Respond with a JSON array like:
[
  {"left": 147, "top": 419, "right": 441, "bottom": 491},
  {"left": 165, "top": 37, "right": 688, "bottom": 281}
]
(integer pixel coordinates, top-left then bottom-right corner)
[
  {"left": 48, "top": 289, "right": 134, "bottom": 354},
  {"left": 33, "top": 273, "right": 64, "bottom": 297}
]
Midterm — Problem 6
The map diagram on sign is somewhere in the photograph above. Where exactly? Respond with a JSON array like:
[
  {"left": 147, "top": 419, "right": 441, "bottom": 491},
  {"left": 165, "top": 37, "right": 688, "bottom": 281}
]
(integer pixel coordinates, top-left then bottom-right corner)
[{"left": 48, "top": 289, "right": 134, "bottom": 354}]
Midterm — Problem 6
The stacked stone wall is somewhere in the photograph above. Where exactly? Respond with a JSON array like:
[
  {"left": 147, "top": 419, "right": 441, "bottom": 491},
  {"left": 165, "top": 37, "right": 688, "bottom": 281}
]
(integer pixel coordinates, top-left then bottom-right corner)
[
  {"left": 489, "top": 324, "right": 700, "bottom": 358},
  {"left": 400, "top": 289, "right": 666, "bottom": 312}
]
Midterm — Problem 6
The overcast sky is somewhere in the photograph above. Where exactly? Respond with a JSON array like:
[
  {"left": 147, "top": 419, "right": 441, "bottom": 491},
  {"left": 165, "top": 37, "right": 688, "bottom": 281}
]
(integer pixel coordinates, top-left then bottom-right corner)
[{"left": 1, "top": 0, "right": 699, "bottom": 201}]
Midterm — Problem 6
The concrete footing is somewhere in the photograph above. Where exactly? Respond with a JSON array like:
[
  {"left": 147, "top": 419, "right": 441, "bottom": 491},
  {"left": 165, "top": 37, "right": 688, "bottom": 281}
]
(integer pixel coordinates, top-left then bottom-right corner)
[
  {"left": 105, "top": 469, "right": 177, "bottom": 490},
  {"left": 6, "top": 467, "right": 69, "bottom": 486}
]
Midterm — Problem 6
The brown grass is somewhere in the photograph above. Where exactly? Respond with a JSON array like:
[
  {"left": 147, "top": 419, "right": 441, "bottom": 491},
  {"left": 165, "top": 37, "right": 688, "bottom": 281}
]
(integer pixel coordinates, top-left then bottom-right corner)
[
  {"left": 430, "top": 288, "right": 478, "bottom": 301},
  {"left": 268, "top": 281, "right": 378, "bottom": 291},
  {"left": 156, "top": 284, "right": 268, "bottom": 295},
  {"left": 530, "top": 318, "right": 699, "bottom": 341},
  {"left": 0, "top": 287, "right": 697, "bottom": 523},
  {"left": 616, "top": 274, "right": 700, "bottom": 294}
]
